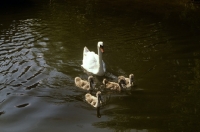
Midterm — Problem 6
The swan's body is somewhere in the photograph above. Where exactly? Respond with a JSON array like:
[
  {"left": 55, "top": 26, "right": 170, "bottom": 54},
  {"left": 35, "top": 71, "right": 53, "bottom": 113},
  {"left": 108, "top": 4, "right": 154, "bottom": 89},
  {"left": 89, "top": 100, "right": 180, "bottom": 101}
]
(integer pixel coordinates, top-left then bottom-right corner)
[
  {"left": 118, "top": 74, "right": 134, "bottom": 89},
  {"left": 74, "top": 76, "right": 94, "bottom": 91},
  {"left": 85, "top": 91, "right": 102, "bottom": 108},
  {"left": 81, "top": 41, "right": 106, "bottom": 76},
  {"left": 102, "top": 78, "right": 126, "bottom": 92}
]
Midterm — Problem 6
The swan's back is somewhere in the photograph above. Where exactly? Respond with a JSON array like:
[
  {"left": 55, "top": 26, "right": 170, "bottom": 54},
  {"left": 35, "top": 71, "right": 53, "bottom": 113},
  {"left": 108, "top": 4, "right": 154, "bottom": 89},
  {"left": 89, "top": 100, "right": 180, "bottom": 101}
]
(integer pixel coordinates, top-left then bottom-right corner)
[
  {"left": 118, "top": 74, "right": 134, "bottom": 89},
  {"left": 118, "top": 74, "right": 134, "bottom": 85},
  {"left": 85, "top": 93, "right": 98, "bottom": 107},
  {"left": 85, "top": 93, "right": 94, "bottom": 103},
  {"left": 85, "top": 91, "right": 102, "bottom": 108}
]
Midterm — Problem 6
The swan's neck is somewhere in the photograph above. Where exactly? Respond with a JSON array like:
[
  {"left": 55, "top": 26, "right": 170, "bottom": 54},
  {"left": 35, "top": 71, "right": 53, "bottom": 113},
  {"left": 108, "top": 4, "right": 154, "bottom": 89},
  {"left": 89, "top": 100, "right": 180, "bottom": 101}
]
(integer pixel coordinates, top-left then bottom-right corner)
[{"left": 97, "top": 46, "right": 103, "bottom": 71}]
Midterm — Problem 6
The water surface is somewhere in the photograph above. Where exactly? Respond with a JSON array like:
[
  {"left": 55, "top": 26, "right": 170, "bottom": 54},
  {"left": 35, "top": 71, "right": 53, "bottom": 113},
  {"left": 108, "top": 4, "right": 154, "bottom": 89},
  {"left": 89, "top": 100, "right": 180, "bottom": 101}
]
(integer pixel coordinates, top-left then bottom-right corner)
[{"left": 0, "top": 0, "right": 200, "bottom": 132}]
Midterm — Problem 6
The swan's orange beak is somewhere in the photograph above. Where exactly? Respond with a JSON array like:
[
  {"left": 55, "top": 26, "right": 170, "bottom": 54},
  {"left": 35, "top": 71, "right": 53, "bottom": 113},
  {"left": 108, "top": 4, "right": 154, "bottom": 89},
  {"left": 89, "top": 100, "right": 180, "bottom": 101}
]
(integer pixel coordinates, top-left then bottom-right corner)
[{"left": 100, "top": 46, "right": 104, "bottom": 53}]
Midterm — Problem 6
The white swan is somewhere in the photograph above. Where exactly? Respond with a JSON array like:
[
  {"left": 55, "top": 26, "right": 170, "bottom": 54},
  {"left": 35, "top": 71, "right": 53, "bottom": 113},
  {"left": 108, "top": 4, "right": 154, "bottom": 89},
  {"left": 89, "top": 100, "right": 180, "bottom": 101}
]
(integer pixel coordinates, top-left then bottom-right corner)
[
  {"left": 85, "top": 91, "right": 102, "bottom": 108},
  {"left": 102, "top": 78, "right": 126, "bottom": 92},
  {"left": 81, "top": 41, "right": 106, "bottom": 76},
  {"left": 118, "top": 74, "right": 134, "bottom": 89},
  {"left": 74, "top": 76, "right": 94, "bottom": 91}
]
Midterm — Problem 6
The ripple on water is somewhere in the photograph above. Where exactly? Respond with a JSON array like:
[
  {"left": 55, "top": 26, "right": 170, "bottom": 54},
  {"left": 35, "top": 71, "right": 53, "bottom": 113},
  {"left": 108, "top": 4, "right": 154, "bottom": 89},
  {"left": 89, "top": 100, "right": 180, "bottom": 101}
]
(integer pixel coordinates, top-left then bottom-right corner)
[
  {"left": 0, "top": 19, "right": 58, "bottom": 132},
  {"left": 0, "top": 19, "right": 51, "bottom": 99}
]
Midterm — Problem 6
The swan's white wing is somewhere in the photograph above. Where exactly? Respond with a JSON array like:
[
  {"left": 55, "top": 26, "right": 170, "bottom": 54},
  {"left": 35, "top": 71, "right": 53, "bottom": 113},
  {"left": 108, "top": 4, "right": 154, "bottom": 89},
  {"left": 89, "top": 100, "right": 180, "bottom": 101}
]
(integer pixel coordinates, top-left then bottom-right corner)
[
  {"left": 83, "top": 46, "right": 89, "bottom": 59},
  {"left": 82, "top": 46, "right": 96, "bottom": 72},
  {"left": 83, "top": 46, "right": 90, "bottom": 53},
  {"left": 82, "top": 51, "right": 98, "bottom": 73}
]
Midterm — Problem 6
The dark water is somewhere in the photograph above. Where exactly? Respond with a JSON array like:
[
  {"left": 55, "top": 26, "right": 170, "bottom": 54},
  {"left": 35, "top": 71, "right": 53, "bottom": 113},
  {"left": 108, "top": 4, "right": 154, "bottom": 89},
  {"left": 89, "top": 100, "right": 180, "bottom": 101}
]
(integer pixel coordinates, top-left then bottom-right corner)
[{"left": 0, "top": 0, "right": 200, "bottom": 132}]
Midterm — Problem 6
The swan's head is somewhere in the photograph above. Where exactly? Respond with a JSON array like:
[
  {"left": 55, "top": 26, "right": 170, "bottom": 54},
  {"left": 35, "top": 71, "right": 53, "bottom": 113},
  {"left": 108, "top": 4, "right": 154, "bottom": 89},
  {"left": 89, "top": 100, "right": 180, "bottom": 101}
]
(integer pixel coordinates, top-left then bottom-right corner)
[{"left": 98, "top": 41, "right": 104, "bottom": 53}]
